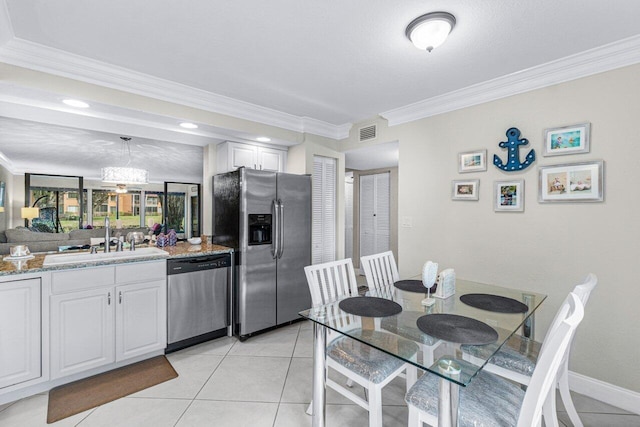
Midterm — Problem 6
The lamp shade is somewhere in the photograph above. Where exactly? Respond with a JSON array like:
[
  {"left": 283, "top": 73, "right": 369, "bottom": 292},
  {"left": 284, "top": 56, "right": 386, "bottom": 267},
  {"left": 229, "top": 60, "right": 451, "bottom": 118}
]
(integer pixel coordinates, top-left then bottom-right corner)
[
  {"left": 21, "top": 207, "right": 39, "bottom": 220},
  {"left": 101, "top": 167, "right": 149, "bottom": 185},
  {"left": 406, "top": 12, "right": 456, "bottom": 52}
]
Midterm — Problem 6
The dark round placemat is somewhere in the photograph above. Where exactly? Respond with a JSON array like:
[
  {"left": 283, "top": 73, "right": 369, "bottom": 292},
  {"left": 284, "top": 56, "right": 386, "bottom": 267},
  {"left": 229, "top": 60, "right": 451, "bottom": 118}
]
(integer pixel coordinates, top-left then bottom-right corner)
[
  {"left": 394, "top": 280, "right": 437, "bottom": 293},
  {"left": 460, "top": 293, "right": 529, "bottom": 313},
  {"left": 338, "top": 296, "right": 402, "bottom": 318},
  {"left": 416, "top": 314, "right": 498, "bottom": 345}
]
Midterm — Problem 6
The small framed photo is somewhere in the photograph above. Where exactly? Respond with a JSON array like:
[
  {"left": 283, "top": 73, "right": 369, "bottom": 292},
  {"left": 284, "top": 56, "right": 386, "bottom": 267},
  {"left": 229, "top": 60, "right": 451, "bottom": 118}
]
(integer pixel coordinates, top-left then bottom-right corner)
[
  {"left": 458, "top": 150, "right": 487, "bottom": 173},
  {"left": 539, "top": 160, "right": 604, "bottom": 203},
  {"left": 452, "top": 180, "right": 479, "bottom": 200},
  {"left": 543, "top": 123, "right": 590, "bottom": 156},
  {"left": 494, "top": 180, "right": 524, "bottom": 212}
]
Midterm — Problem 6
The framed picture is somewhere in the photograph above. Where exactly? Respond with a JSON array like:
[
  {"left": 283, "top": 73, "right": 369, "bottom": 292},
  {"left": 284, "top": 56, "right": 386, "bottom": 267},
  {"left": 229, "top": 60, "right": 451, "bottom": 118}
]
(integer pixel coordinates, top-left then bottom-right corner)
[
  {"left": 458, "top": 149, "right": 487, "bottom": 173},
  {"left": 538, "top": 160, "right": 604, "bottom": 203},
  {"left": 0, "top": 182, "right": 4, "bottom": 209},
  {"left": 543, "top": 123, "right": 590, "bottom": 156},
  {"left": 494, "top": 180, "right": 524, "bottom": 212},
  {"left": 452, "top": 179, "right": 479, "bottom": 200}
]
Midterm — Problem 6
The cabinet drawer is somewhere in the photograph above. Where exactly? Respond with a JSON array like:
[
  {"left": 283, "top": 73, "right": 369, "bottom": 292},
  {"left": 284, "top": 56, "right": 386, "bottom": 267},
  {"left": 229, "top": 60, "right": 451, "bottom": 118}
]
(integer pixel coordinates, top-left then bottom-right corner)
[
  {"left": 52, "top": 266, "right": 116, "bottom": 294},
  {"left": 116, "top": 260, "right": 166, "bottom": 284}
]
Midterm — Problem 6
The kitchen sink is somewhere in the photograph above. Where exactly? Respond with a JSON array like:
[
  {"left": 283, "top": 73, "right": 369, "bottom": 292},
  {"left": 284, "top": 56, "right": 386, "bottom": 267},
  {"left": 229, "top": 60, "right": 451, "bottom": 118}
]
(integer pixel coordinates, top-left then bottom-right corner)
[{"left": 43, "top": 247, "right": 170, "bottom": 266}]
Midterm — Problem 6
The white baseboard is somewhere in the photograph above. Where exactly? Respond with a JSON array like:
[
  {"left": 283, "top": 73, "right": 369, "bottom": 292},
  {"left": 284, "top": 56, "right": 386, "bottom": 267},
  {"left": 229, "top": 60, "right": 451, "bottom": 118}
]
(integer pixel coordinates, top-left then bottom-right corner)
[{"left": 569, "top": 370, "right": 640, "bottom": 415}]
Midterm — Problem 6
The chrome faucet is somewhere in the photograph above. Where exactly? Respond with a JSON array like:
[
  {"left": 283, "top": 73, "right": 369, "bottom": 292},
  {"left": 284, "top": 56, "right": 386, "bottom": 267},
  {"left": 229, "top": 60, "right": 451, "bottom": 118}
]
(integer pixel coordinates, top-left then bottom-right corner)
[{"left": 104, "top": 217, "right": 111, "bottom": 253}]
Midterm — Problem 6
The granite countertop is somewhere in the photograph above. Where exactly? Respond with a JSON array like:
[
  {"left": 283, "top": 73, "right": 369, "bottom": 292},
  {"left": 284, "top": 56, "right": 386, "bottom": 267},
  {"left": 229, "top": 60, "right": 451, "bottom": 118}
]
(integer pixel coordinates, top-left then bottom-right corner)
[{"left": 0, "top": 242, "right": 233, "bottom": 277}]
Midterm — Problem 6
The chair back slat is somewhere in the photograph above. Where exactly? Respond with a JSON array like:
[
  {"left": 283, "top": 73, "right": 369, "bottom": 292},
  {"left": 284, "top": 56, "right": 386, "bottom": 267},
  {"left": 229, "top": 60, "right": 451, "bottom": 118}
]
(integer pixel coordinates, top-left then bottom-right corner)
[
  {"left": 517, "top": 293, "right": 584, "bottom": 426},
  {"left": 304, "top": 258, "right": 359, "bottom": 306},
  {"left": 361, "top": 251, "right": 399, "bottom": 291}
]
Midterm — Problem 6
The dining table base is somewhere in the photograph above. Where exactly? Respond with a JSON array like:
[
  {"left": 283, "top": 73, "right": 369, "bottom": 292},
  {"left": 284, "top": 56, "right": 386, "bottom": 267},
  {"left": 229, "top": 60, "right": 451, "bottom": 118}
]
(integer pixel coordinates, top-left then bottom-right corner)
[
  {"left": 438, "top": 374, "right": 460, "bottom": 427},
  {"left": 312, "top": 322, "right": 327, "bottom": 427}
]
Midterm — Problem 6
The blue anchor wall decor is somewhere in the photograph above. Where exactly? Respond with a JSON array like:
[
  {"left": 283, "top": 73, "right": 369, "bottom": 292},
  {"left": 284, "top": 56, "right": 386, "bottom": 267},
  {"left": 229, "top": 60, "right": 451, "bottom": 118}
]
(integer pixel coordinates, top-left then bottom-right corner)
[{"left": 493, "top": 127, "right": 536, "bottom": 172}]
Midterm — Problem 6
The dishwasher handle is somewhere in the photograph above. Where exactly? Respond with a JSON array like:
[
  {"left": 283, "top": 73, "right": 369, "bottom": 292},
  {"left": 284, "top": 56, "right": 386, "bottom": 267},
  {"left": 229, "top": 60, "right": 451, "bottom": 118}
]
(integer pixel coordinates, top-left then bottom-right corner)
[{"left": 167, "top": 254, "right": 231, "bottom": 274}]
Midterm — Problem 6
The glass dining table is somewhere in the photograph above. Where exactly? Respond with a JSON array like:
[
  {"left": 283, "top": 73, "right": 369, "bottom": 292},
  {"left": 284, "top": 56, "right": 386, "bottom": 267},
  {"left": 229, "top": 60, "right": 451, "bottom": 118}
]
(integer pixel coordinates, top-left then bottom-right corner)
[{"left": 299, "top": 278, "right": 546, "bottom": 427}]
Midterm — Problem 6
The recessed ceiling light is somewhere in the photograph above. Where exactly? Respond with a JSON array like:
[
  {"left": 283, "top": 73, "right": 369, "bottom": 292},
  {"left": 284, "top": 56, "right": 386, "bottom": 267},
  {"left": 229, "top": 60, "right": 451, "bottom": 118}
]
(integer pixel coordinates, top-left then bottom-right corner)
[
  {"left": 256, "top": 137, "right": 271, "bottom": 142},
  {"left": 180, "top": 122, "right": 198, "bottom": 129},
  {"left": 62, "top": 99, "right": 90, "bottom": 108}
]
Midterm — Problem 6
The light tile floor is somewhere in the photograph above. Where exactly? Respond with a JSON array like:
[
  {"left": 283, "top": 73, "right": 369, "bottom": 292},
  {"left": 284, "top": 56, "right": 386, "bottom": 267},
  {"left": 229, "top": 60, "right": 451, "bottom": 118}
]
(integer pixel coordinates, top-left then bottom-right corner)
[{"left": 0, "top": 322, "right": 638, "bottom": 426}]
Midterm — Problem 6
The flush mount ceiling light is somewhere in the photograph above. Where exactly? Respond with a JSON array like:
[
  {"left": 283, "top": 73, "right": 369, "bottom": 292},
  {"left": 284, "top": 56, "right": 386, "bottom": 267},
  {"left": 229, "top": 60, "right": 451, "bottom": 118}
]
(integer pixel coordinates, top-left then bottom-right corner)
[
  {"left": 406, "top": 12, "right": 456, "bottom": 52},
  {"left": 101, "top": 137, "right": 149, "bottom": 185},
  {"left": 62, "top": 99, "right": 90, "bottom": 108},
  {"left": 179, "top": 122, "right": 198, "bottom": 129},
  {"left": 256, "top": 136, "right": 271, "bottom": 142}
]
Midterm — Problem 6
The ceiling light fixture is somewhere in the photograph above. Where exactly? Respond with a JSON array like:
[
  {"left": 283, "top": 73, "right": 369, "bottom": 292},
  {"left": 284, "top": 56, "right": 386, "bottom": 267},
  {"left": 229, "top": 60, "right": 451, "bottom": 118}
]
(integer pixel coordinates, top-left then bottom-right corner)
[
  {"left": 101, "top": 137, "right": 149, "bottom": 185},
  {"left": 256, "top": 137, "right": 271, "bottom": 142},
  {"left": 406, "top": 12, "right": 456, "bottom": 52},
  {"left": 115, "top": 184, "right": 128, "bottom": 194},
  {"left": 62, "top": 99, "right": 90, "bottom": 108},
  {"left": 180, "top": 122, "right": 198, "bottom": 129}
]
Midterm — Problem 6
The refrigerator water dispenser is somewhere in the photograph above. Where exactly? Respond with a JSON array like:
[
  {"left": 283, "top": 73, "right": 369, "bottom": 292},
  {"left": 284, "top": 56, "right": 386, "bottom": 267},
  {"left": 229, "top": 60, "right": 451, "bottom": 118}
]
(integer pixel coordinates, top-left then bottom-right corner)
[{"left": 248, "top": 214, "right": 272, "bottom": 245}]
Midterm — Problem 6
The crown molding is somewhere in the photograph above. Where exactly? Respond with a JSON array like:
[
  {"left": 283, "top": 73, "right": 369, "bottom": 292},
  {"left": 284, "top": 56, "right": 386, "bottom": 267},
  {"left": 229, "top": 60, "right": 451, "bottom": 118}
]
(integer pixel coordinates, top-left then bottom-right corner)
[
  {"left": 0, "top": 0, "right": 13, "bottom": 47},
  {"left": 0, "top": 37, "right": 347, "bottom": 140},
  {"left": 0, "top": 149, "right": 15, "bottom": 174},
  {"left": 381, "top": 35, "right": 640, "bottom": 126},
  {"left": 301, "top": 117, "right": 352, "bottom": 140}
]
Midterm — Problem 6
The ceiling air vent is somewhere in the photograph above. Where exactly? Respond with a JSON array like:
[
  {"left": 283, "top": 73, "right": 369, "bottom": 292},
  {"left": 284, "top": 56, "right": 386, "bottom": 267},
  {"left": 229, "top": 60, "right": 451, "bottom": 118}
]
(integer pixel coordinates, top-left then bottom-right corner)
[{"left": 359, "top": 124, "right": 377, "bottom": 142}]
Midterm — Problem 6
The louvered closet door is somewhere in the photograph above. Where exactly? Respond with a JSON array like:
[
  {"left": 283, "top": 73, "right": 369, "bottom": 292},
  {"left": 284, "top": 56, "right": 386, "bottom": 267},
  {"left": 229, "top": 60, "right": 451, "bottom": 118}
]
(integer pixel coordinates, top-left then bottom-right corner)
[
  {"left": 359, "top": 172, "right": 390, "bottom": 258},
  {"left": 312, "top": 156, "right": 336, "bottom": 264}
]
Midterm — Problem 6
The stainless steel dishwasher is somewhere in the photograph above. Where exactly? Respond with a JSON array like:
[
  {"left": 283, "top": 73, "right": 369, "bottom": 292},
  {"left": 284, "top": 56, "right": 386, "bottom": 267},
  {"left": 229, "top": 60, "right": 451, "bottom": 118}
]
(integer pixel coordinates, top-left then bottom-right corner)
[{"left": 166, "top": 253, "right": 232, "bottom": 352}]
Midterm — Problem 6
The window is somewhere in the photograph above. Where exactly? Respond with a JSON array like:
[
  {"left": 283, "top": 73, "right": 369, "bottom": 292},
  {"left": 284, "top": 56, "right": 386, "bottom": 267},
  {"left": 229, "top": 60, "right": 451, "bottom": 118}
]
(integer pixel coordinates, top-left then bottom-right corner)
[
  {"left": 145, "top": 192, "right": 163, "bottom": 227},
  {"left": 25, "top": 174, "right": 83, "bottom": 232},
  {"left": 91, "top": 189, "right": 142, "bottom": 228}
]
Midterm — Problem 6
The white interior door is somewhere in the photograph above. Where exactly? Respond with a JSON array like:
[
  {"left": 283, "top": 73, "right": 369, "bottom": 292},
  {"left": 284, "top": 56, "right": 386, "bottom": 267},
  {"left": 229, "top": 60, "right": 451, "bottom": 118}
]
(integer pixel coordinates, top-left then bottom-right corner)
[
  {"left": 359, "top": 172, "right": 390, "bottom": 259},
  {"left": 312, "top": 156, "right": 336, "bottom": 264}
]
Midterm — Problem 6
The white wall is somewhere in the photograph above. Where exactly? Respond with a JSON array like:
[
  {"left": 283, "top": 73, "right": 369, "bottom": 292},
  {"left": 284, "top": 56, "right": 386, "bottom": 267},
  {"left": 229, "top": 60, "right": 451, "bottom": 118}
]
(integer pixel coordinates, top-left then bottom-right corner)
[{"left": 392, "top": 63, "right": 640, "bottom": 392}]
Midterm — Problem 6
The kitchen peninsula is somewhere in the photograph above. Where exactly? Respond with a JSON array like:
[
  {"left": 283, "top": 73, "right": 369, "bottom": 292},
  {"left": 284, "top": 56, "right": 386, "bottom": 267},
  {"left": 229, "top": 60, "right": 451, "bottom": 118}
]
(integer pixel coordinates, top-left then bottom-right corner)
[{"left": 0, "top": 242, "right": 233, "bottom": 406}]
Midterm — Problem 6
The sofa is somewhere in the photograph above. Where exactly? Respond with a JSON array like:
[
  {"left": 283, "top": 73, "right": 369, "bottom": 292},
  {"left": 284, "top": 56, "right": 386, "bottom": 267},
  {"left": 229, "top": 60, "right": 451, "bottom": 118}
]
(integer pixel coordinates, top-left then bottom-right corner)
[{"left": 0, "top": 227, "right": 150, "bottom": 255}]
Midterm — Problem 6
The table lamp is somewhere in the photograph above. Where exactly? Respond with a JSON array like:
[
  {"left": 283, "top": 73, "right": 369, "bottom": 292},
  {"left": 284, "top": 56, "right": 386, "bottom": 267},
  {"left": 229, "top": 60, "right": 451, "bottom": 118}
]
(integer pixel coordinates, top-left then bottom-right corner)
[{"left": 21, "top": 207, "right": 39, "bottom": 226}]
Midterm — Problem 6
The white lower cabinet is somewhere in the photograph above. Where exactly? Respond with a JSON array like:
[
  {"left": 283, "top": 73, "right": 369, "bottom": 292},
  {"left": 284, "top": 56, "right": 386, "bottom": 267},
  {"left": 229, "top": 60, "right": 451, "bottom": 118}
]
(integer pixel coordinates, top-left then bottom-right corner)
[
  {"left": 0, "top": 278, "right": 41, "bottom": 389},
  {"left": 50, "top": 261, "right": 167, "bottom": 380},
  {"left": 50, "top": 288, "right": 115, "bottom": 379},
  {"left": 116, "top": 280, "right": 166, "bottom": 361}
]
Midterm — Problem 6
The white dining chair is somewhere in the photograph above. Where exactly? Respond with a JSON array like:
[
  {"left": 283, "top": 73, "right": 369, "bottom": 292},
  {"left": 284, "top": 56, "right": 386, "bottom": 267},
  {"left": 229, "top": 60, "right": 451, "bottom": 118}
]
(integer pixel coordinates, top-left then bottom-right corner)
[
  {"left": 361, "top": 253, "right": 443, "bottom": 367},
  {"left": 360, "top": 251, "right": 400, "bottom": 291},
  {"left": 405, "top": 292, "right": 585, "bottom": 427},
  {"left": 461, "top": 273, "right": 597, "bottom": 427},
  {"left": 304, "top": 258, "right": 419, "bottom": 427}
]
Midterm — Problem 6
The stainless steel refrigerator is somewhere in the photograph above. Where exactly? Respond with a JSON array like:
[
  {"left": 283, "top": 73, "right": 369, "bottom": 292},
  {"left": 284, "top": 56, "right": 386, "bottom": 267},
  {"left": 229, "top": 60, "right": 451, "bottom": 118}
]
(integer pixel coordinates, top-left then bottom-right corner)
[{"left": 213, "top": 167, "right": 312, "bottom": 338}]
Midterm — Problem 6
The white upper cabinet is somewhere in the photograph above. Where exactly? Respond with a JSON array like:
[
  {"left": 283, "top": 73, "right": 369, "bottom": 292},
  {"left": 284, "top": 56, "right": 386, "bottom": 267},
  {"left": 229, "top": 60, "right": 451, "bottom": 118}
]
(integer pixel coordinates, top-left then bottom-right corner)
[{"left": 217, "top": 141, "right": 287, "bottom": 173}]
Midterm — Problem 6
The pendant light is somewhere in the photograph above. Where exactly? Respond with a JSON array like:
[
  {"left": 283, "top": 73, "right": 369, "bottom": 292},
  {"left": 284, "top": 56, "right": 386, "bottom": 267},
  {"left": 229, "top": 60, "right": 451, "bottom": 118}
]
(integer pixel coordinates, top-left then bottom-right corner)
[{"left": 101, "top": 137, "right": 149, "bottom": 190}]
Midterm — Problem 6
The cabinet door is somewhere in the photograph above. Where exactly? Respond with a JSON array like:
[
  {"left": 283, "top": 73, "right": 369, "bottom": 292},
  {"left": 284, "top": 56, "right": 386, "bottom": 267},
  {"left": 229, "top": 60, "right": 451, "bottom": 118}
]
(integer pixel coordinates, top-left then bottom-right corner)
[
  {"left": 115, "top": 280, "right": 167, "bottom": 361},
  {"left": 50, "top": 288, "right": 115, "bottom": 379},
  {"left": 229, "top": 143, "right": 258, "bottom": 169},
  {"left": 0, "top": 278, "right": 41, "bottom": 389},
  {"left": 258, "top": 147, "right": 286, "bottom": 172}
]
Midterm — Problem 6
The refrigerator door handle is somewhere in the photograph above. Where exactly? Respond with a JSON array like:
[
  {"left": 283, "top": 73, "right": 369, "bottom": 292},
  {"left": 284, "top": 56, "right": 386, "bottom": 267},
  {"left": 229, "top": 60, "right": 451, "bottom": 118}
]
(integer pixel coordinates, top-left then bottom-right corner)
[
  {"left": 271, "top": 199, "right": 279, "bottom": 259},
  {"left": 278, "top": 199, "right": 285, "bottom": 259}
]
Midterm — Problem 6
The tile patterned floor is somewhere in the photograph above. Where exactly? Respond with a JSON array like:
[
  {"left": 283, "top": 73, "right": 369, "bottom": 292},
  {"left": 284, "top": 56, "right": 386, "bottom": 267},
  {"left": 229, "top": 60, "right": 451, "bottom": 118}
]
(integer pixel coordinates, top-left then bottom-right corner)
[{"left": 0, "top": 322, "right": 638, "bottom": 426}]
